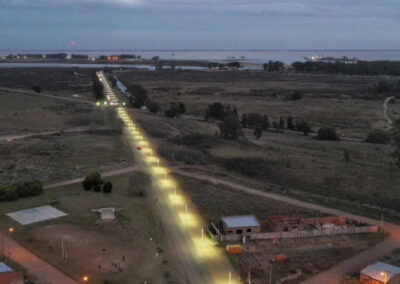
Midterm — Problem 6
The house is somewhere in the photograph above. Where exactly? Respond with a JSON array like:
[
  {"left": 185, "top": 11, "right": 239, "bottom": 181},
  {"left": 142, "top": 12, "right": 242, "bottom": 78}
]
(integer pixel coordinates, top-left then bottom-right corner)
[
  {"left": 0, "top": 263, "right": 23, "bottom": 284},
  {"left": 360, "top": 262, "right": 400, "bottom": 284},
  {"left": 221, "top": 215, "right": 261, "bottom": 235},
  {"left": 265, "top": 216, "right": 306, "bottom": 232}
]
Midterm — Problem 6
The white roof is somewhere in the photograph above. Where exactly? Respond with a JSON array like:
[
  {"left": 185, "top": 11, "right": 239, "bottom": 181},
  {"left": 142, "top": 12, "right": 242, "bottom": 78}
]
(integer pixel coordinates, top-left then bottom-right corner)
[
  {"left": 7, "top": 205, "right": 67, "bottom": 225},
  {"left": 361, "top": 262, "right": 400, "bottom": 282},
  {"left": 222, "top": 215, "right": 260, "bottom": 228},
  {"left": 0, "top": 262, "right": 13, "bottom": 273}
]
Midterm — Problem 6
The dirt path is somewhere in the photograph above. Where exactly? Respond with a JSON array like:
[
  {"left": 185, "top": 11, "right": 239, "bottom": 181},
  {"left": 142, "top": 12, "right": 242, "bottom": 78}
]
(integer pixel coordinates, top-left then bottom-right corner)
[
  {"left": 383, "top": 96, "right": 395, "bottom": 129},
  {"left": 1, "top": 233, "right": 77, "bottom": 284},
  {"left": 0, "top": 127, "right": 110, "bottom": 142},
  {"left": 0, "top": 87, "right": 93, "bottom": 105},
  {"left": 44, "top": 166, "right": 142, "bottom": 189}
]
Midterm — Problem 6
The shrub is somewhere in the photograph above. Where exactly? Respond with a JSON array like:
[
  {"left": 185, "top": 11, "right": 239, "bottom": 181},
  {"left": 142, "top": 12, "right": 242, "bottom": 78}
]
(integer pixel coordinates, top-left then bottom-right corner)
[
  {"left": 32, "top": 86, "right": 42, "bottom": 93},
  {"left": 296, "top": 121, "right": 312, "bottom": 135},
  {"left": 365, "top": 130, "right": 391, "bottom": 144},
  {"left": 94, "top": 185, "right": 101, "bottom": 192},
  {"left": 20, "top": 181, "right": 43, "bottom": 197},
  {"left": 218, "top": 114, "right": 242, "bottom": 140},
  {"left": 103, "top": 182, "right": 113, "bottom": 194},
  {"left": 165, "top": 102, "right": 185, "bottom": 118},
  {"left": 291, "top": 91, "right": 302, "bottom": 100},
  {"left": 82, "top": 172, "right": 103, "bottom": 190},
  {"left": 82, "top": 180, "right": 92, "bottom": 191},
  {"left": 0, "top": 184, "right": 19, "bottom": 201},
  {"left": 127, "top": 84, "right": 148, "bottom": 108},
  {"left": 253, "top": 124, "right": 263, "bottom": 139},
  {"left": 317, "top": 127, "right": 340, "bottom": 141}
]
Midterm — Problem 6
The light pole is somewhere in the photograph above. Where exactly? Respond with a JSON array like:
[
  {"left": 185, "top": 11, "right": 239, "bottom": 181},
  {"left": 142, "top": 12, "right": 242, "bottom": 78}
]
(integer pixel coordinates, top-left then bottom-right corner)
[{"left": 381, "top": 271, "right": 388, "bottom": 284}]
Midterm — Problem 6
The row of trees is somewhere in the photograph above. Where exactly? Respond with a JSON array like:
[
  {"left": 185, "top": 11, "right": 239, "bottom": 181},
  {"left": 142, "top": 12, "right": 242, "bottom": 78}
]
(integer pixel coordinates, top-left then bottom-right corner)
[
  {"left": 82, "top": 172, "right": 113, "bottom": 193},
  {"left": 92, "top": 72, "right": 104, "bottom": 101},
  {"left": 127, "top": 84, "right": 186, "bottom": 117},
  {"left": 0, "top": 181, "right": 43, "bottom": 202},
  {"left": 263, "top": 61, "right": 284, "bottom": 72},
  {"left": 292, "top": 61, "right": 400, "bottom": 76}
]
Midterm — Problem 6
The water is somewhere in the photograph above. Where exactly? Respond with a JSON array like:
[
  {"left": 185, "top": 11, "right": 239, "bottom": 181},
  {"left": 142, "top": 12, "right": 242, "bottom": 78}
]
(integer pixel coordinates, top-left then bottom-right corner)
[
  {"left": 0, "top": 62, "right": 209, "bottom": 70},
  {"left": 1, "top": 50, "right": 400, "bottom": 64}
]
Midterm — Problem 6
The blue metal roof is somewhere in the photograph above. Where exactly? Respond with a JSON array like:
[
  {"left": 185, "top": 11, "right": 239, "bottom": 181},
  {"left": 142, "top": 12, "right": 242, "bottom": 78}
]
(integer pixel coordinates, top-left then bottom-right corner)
[
  {"left": 222, "top": 215, "right": 260, "bottom": 228},
  {"left": 0, "top": 262, "right": 13, "bottom": 273}
]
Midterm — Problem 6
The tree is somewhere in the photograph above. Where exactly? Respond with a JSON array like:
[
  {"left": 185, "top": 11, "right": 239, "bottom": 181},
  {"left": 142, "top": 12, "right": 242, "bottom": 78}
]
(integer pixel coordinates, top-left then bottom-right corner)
[
  {"left": 0, "top": 184, "right": 19, "bottom": 201},
  {"left": 219, "top": 113, "right": 241, "bottom": 140},
  {"left": 391, "top": 119, "right": 400, "bottom": 167},
  {"left": 82, "top": 180, "right": 92, "bottom": 191},
  {"left": 241, "top": 114, "right": 248, "bottom": 128},
  {"left": 147, "top": 101, "right": 160, "bottom": 113},
  {"left": 365, "top": 130, "right": 391, "bottom": 144},
  {"left": 92, "top": 71, "right": 104, "bottom": 101},
  {"left": 178, "top": 102, "right": 186, "bottom": 114},
  {"left": 19, "top": 181, "right": 43, "bottom": 197},
  {"left": 103, "top": 182, "right": 113, "bottom": 194},
  {"left": 227, "top": 61, "right": 241, "bottom": 68},
  {"left": 165, "top": 102, "right": 184, "bottom": 118},
  {"left": 94, "top": 185, "right": 101, "bottom": 192},
  {"left": 253, "top": 124, "right": 263, "bottom": 139},
  {"left": 205, "top": 102, "right": 226, "bottom": 120},
  {"left": 262, "top": 115, "right": 270, "bottom": 130},
  {"left": 296, "top": 121, "right": 311, "bottom": 135},
  {"left": 32, "top": 86, "right": 42, "bottom": 93},
  {"left": 263, "top": 60, "right": 284, "bottom": 72},
  {"left": 128, "top": 84, "right": 148, "bottom": 108},
  {"left": 152, "top": 56, "right": 160, "bottom": 61},
  {"left": 279, "top": 117, "right": 285, "bottom": 129},
  {"left": 291, "top": 91, "right": 302, "bottom": 100},
  {"left": 317, "top": 127, "right": 340, "bottom": 141},
  {"left": 247, "top": 113, "right": 263, "bottom": 129},
  {"left": 287, "top": 116, "right": 295, "bottom": 130},
  {"left": 82, "top": 172, "right": 103, "bottom": 191}
]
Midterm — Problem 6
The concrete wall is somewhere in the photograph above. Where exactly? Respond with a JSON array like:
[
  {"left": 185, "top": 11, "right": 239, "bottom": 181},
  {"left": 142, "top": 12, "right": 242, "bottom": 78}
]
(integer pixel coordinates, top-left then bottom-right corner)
[{"left": 220, "top": 225, "right": 378, "bottom": 242}]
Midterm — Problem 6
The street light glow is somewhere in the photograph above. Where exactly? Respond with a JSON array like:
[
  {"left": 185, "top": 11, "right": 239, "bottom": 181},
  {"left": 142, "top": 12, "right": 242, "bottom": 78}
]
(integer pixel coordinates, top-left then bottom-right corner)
[{"left": 104, "top": 76, "right": 240, "bottom": 284}]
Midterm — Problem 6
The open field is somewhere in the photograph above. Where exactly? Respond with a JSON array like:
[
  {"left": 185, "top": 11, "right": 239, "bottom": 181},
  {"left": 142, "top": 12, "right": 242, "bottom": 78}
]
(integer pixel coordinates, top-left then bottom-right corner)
[
  {"left": 0, "top": 68, "right": 93, "bottom": 91},
  {"left": 119, "top": 70, "right": 400, "bottom": 222},
  {"left": 118, "top": 70, "right": 400, "bottom": 139},
  {"left": 0, "top": 174, "right": 185, "bottom": 284}
]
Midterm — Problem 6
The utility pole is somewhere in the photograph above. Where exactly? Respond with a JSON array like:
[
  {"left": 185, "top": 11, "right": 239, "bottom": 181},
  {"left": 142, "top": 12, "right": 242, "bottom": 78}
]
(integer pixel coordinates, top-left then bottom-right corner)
[
  {"left": 247, "top": 267, "right": 251, "bottom": 284},
  {"left": 380, "top": 211, "right": 385, "bottom": 239},
  {"left": 269, "top": 264, "right": 272, "bottom": 284}
]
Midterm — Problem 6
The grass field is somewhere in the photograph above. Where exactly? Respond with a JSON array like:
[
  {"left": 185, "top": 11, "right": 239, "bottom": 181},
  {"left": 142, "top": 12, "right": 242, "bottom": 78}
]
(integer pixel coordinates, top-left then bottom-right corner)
[
  {"left": 0, "top": 174, "right": 185, "bottom": 284},
  {"left": 120, "top": 69, "right": 400, "bottom": 222}
]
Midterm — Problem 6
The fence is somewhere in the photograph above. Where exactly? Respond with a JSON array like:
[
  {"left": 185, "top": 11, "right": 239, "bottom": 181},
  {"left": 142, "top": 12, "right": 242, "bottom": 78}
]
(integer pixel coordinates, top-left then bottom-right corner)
[{"left": 220, "top": 225, "right": 378, "bottom": 242}]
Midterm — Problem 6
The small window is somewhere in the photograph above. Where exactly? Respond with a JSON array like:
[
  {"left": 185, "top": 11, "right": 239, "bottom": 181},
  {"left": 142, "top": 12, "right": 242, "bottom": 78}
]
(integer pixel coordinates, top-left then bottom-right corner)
[
  {"left": 227, "top": 230, "right": 233, "bottom": 233},
  {"left": 247, "top": 228, "right": 252, "bottom": 232},
  {"left": 236, "top": 229, "right": 243, "bottom": 234}
]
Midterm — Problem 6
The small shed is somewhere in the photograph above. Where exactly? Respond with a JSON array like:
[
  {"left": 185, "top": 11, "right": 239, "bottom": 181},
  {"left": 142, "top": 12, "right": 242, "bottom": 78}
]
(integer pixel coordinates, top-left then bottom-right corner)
[
  {"left": 0, "top": 263, "right": 23, "bottom": 284},
  {"left": 360, "top": 262, "right": 400, "bottom": 284},
  {"left": 221, "top": 215, "right": 261, "bottom": 235}
]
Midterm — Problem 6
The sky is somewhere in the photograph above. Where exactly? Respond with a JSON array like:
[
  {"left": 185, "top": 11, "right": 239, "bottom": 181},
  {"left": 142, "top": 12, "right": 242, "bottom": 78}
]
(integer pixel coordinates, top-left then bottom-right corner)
[{"left": 1, "top": 0, "right": 400, "bottom": 51}]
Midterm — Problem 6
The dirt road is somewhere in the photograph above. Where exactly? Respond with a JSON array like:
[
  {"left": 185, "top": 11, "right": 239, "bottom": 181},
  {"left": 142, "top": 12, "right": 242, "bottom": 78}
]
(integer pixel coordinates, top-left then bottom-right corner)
[
  {"left": 0, "top": 127, "right": 110, "bottom": 142},
  {"left": 0, "top": 87, "right": 93, "bottom": 104},
  {"left": 1, "top": 233, "right": 77, "bottom": 284}
]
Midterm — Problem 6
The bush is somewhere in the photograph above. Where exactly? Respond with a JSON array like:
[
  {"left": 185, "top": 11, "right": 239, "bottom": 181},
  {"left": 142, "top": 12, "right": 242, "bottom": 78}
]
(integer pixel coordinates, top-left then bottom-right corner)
[
  {"left": 218, "top": 114, "right": 242, "bottom": 140},
  {"left": 0, "top": 184, "right": 19, "bottom": 201},
  {"left": 103, "top": 182, "right": 113, "bottom": 194},
  {"left": 94, "top": 185, "right": 101, "bottom": 192},
  {"left": 365, "top": 130, "right": 391, "bottom": 144},
  {"left": 317, "top": 127, "right": 340, "bottom": 141},
  {"left": 32, "top": 86, "right": 42, "bottom": 93},
  {"left": 128, "top": 84, "right": 148, "bottom": 108},
  {"left": 82, "top": 172, "right": 103, "bottom": 191},
  {"left": 82, "top": 180, "right": 92, "bottom": 191},
  {"left": 291, "top": 91, "right": 302, "bottom": 100},
  {"left": 296, "top": 121, "right": 312, "bottom": 135},
  {"left": 0, "top": 181, "right": 43, "bottom": 202},
  {"left": 165, "top": 102, "right": 185, "bottom": 118}
]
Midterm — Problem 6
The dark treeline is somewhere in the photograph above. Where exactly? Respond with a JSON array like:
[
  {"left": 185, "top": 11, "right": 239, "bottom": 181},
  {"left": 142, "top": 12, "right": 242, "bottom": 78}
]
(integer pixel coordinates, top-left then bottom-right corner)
[{"left": 292, "top": 60, "right": 400, "bottom": 76}]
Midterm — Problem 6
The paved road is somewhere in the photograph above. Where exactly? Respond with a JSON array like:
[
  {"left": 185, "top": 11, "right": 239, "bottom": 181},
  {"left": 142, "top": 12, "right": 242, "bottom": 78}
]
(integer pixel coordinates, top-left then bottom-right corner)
[
  {"left": 0, "top": 87, "right": 93, "bottom": 105},
  {"left": 1, "top": 233, "right": 77, "bottom": 284}
]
